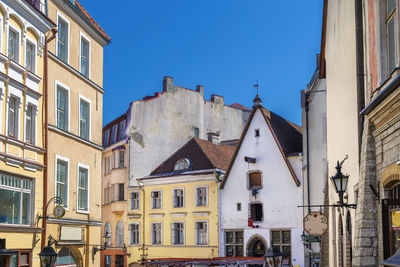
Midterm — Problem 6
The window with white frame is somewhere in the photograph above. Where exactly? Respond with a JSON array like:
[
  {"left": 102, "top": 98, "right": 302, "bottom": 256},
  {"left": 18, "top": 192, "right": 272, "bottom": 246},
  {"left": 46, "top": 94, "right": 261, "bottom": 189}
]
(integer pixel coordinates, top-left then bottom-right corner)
[
  {"left": 77, "top": 166, "right": 89, "bottom": 212},
  {"left": 104, "top": 156, "right": 111, "bottom": 174},
  {"left": 174, "top": 158, "right": 190, "bottom": 171},
  {"left": 171, "top": 222, "right": 184, "bottom": 245},
  {"left": 57, "top": 16, "right": 68, "bottom": 62},
  {"left": 25, "top": 40, "right": 35, "bottom": 73},
  {"left": 79, "top": 98, "right": 90, "bottom": 140},
  {"left": 111, "top": 124, "right": 118, "bottom": 145},
  {"left": 129, "top": 223, "right": 139, "bottom": 245},
  {"left": 80, "top": 35, "right": 90, "bottom": 77},
  {"left": 103, "top": 129, "right": 110, "bottom": 147},
  {"left": 115, "top": 220, "right": 124, "bottom": 247},
  {"left": 173, "top": 189, "right": 184, "bottom": 208},
  {"left": 118, "top": 120, "right": 126, "bottom": 140},
  {"left": 25, "top": 104, "right": 35, "bottom": 144},
  {"left": 8, "top": 96, "right": 19, "bottom": 138},
  {"left": 386, "top": 0, "right": 396, "bottom": 73},
  {"left": 130, "top": 192, "right": 139, "bottom": 210},
  {"left": 8, "top": 27, "right": 19, "bottom": 62},
  {"left": 113, "top": 151, "right": 117, "bottom": 169},
  {"left": 56, "top": 158, "right": 68, "bottom": 207},
  {"left": 151, "top": 222, "right": 162, "bottom": 245},
  {"left": 195, "top": 221, "right": 208, "bottom": 245},
  {"left": 104, "top": 222, "right": 112, "bottom": 246},
  {"left": 0, "top": 173, "right": 33, "bottom": 225},
  {"left": 119, "top": 150, "right": 125, "bottom": 168},
  {"left": 56, "top": 85, "right": 68, "bottom": 131},
  {"left": 196, "top": 186, "right": 207, "bottom": 206},
  {"left": 151, "top": 190, "right": 161, "bottom": 209}
]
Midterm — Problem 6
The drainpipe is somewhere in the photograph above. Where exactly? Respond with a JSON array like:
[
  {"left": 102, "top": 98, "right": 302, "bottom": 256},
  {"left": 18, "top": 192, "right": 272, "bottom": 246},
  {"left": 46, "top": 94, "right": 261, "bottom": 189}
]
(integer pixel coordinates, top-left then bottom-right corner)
[
  {"left": 305, "top": 92, "right": 311, "bottom": 214},
  {"left": 137, "top": 179, "right": 146, "bottom": 264},
  {"left": 41, "top": 28, "right": 57, "bottom": 250}
]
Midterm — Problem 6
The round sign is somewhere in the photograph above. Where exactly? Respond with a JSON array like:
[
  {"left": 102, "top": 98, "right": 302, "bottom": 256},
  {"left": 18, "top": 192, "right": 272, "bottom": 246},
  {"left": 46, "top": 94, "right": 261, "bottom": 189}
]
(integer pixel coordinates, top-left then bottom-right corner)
[
  {"left": 53, "top": 205, "right": 65, "bottom": 219},
  {"left": 303, "top": 212, "right": 328, "bottom": 236}
]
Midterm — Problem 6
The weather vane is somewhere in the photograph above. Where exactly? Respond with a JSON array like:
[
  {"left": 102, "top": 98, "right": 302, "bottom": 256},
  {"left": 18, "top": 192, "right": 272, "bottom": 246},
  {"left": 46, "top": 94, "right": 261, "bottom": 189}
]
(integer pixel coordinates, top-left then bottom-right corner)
[{"left": 253, "top": 80, "right": 260, "bottom": 95}]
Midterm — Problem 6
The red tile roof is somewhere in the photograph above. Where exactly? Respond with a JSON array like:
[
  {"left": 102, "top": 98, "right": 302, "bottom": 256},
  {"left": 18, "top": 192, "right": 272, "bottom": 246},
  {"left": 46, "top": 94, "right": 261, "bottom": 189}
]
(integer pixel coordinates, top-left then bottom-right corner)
[{"left": 230, "top": 103, "right": 250, "bottom": 110}]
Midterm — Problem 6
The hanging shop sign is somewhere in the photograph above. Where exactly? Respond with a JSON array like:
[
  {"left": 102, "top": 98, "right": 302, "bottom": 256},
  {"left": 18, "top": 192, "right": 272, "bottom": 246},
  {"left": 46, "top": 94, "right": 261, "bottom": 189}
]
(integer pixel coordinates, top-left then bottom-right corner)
[{"left": 303, "top": 212, "right": 328, "bottom": 236}]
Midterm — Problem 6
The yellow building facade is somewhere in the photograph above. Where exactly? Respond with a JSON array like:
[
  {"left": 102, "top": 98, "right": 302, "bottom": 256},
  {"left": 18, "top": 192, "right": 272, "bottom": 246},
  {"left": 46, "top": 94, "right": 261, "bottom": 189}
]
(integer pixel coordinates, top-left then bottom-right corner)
[
  {"left": 43, "top": 0, "right": 110, "bottom": 266},
  {"left": 127, "top": 138, "right": 234, "bottom": 266},
  {"left": 0, "top": 0, "right": 54, "bottom": 266}
]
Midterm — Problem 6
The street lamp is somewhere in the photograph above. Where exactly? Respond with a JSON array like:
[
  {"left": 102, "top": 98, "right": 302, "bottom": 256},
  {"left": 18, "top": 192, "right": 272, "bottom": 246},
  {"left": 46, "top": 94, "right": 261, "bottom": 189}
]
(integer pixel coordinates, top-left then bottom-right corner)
[
  {"left": 264, "top": 246, "right": 284, "bottom": 267},
  {"left": 330, "top": 160, "right": 356, "bottom": 209},
  {"left": 39, "top": 240, "right": 57, "bottom": 267}
]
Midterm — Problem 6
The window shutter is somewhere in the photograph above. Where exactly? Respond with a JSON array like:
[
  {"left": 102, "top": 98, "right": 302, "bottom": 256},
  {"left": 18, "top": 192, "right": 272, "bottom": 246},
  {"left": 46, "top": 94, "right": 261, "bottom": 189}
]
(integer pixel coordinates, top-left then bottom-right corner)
[{"left": 249, "top": 172, "right": 262, "bottom": 188}]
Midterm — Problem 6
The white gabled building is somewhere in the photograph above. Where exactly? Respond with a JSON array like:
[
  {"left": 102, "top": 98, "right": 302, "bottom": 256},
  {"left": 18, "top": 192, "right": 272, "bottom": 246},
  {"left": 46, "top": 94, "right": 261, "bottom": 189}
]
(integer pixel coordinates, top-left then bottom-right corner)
[{"left": 219, "top": 96, "right": 305, "bottom": 267}]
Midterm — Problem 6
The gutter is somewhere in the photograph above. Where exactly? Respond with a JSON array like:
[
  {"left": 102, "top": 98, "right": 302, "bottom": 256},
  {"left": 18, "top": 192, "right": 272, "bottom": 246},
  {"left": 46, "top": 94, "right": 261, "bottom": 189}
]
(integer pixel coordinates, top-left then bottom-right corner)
[{"left": 41, "top": 28, "right": 57, "bottom": 250}]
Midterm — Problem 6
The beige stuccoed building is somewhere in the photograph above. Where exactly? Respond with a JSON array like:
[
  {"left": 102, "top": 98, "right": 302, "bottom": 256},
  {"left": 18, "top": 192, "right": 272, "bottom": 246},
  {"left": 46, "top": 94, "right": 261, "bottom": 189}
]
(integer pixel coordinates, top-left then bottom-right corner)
[{"left": 42, "top": 0, "right": 110, "bottom": 266}]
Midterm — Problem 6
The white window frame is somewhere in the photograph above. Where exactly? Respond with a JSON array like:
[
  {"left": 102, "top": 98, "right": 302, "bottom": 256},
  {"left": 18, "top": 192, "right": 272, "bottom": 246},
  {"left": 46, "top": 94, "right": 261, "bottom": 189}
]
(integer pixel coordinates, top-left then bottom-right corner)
[
  {"left": 56, "top": 11, "right": 70, "bottom": 64},
  {"left": 171, "top": 221, "right": 185, "bottom": 245},
  {"left": 129, "top": 222, "right": 140, "bottom": 246},
  {"left": 24, "top": 102, "right": 37, "bottom": 145},
  {"left": 195, "top": 220, "right": 208, "bottom": 246},
  {"left": 78, "top": 94, "right": 91, "bottom": 141},
  {"left": 151, "top": 189, "right": 162, "bottom": 209},
  {"left": 7, "top": 24, "right": 21, "bottom": 64},
  {"left": 172, "top": 188, "right": 185, "bottom": 208},
  {"left": 6, "top": 94, "right": 20, "bottom": 139},
  {"left": 195, "top": 186, "right": 208, "bottom": 207},
  {"left": 79, "top": 31, "right": 91, "bottom": 78},
  {"left": 76, "top": 162, "right": 90, "bottom": 214},
  {"left": 151, "top": 222, "right": 163, "bottom": 245},
  {"left": 55, "top": 154, "right": 70, "bottom": 210},
  {"left": 25, "top": 36, "right": 37, "bottom": 73},
  {"left": 118, "top": 150, "right": 125, "bottom": 168},
  {"left": 130, "top": 191, "right": 139, "bottom": 210},
  {"left": 55, "top": 80, "right": 70, "bottom": 132}
]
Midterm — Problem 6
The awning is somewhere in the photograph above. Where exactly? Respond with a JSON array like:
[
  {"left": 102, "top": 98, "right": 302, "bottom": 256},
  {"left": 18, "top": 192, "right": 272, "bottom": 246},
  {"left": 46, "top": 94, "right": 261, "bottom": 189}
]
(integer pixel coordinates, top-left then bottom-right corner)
[
  {"left": 145, "top": 257, "right": 266, "bottom": 266},
  {"left": 0, "top": 249, "right": 18, "bottom": 256}
]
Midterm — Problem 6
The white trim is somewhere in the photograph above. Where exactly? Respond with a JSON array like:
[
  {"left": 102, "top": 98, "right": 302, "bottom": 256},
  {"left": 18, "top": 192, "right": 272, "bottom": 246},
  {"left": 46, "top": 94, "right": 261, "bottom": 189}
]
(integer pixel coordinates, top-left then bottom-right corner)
[
  {"left": 171, "top": 220, "right": 185, "bottom": 246},
  {"left": 24, "top": 102, "right": 37, "bottom": 145},
  {"left": 76, "top": 162, "right": 90, "bottom": 214},
  {"left": 129, "top": 190, "right": 140, "bottom": 210},
  {"left": 151, "top": 189, "right": 162, "bottom": 209},
  {"left": 172, "top": 187, "right": 185, "bottom": 208},
  {"left": 24, "top": 35, "right": 37, "bottom": 74},
  {"left": 78, "top": 93, "right": 91, "bottom": 141},
  {"left": 7, "top": 23, "right": 21, "bottom": 65},
  {"left": 195, "top": 220, "right": 209, "bottom": 246},
  {"left": 195, "top": 185, "right": 208, "bottom": 207},
  {"left": 0, "top": 13, "right": 3, "bottom": 55},
  {"left": 54, "top": 80, "right": 70, "bottom": 132},
  {"left": 56, "top": 10, "right": 70, "bottom": 64},
  {"left": 129, "top": 222, "right": 140, "bottom": 246},
  {"left": 48, "top": 125, "right": 103, "bottom": 150},
  {"left": 55, "top": 154, "right": 70, "bottom": 210},
  {"left": 140, "top": 173, "right": 216, "bottom": 186},
  {"left": 151, "top": 222, "right": 163, "bottom": 245},
  {"left": 5, "top": 92, "right": 21, "bottom": 140},
  {"left": 79, "top": 31, "right": 91, "bottom": 79}
]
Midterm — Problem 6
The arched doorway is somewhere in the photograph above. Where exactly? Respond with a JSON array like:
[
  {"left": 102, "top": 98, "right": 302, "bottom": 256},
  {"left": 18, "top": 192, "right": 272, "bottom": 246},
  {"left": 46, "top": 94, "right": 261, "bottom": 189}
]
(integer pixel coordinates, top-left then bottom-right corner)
[
  {"left": 246, "top": 235, "right": 267, "bottom": 267},
  {"left": 54, "top": 247, "right": 77, "bottom": 267}
]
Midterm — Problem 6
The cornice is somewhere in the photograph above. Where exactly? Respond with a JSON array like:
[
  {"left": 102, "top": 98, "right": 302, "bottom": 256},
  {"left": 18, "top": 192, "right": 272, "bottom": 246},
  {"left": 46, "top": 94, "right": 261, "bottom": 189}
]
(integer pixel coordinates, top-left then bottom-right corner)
[
  {"left": 48, "top": 124, "right": 103, "bottom": 150},
  {"left": 47, "top": 217, "right": 102, "bottom": 226}
]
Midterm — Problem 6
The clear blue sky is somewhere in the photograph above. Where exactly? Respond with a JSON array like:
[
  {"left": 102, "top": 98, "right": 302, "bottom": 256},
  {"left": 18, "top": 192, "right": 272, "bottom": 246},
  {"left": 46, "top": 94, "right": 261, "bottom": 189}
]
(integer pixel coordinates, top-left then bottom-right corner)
[{"left": 82, "top": 0, "right": 323, "bottom": 126}]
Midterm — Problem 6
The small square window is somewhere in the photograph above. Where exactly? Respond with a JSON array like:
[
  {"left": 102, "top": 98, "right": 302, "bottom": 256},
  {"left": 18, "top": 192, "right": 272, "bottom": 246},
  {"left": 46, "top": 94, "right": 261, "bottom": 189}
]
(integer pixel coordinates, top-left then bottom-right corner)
[
  {"left": 237, "top": 203, "right": 241, "bottom": 211},
  {"left": 255, "top": 129, "right": 260, "bottom": 137}
]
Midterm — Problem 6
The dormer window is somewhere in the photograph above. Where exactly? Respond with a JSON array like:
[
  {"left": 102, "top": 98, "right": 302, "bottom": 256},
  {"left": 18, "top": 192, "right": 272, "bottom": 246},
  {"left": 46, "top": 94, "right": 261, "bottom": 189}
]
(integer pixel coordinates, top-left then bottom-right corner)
[{"left": 174, "top": 158, "right": 190, "bottom": 171}]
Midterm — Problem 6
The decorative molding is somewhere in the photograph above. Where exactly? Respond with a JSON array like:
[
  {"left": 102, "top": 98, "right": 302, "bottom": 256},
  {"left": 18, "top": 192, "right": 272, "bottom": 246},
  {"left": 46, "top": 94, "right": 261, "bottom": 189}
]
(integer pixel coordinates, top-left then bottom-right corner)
[
  {"left": 140, "top": 172, "right": 216, "bottom": 186},
  {"left": 149, "top": 213, "right": 164, "bottom": 218},
  {"left": 171, "top": 212, "right": 187, "bottom": 218},
  {"left": 48, "top": 124, "right": 103, "bottom": 150},
  {"left": 47, "top": 217, "right": 102, "bottom": 226},
  {"left": 0, "top": 225, "right": 42, "bottom": 233},
  {"left": 193, "top": 211, "right": 210, "bottom": 217},
  {"left": 127, "top": 213, "right": 142, "bottom": 219}
]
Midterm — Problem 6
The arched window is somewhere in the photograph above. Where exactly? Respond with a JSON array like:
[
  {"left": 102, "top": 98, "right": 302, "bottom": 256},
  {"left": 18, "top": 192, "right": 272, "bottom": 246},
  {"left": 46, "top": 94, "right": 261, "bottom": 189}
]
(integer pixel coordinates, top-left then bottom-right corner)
[
  {"left": 174, "top": 158, "right": 190, "bottom": 171},
  {"left": 115, "top": 220, "right": 124, "bottom": 247},
  {"left": 54, "top": 247, "right": 77, "bottom": 267},
  {"left": 104, "top": 222, "right": 112, "bottom": 246}
]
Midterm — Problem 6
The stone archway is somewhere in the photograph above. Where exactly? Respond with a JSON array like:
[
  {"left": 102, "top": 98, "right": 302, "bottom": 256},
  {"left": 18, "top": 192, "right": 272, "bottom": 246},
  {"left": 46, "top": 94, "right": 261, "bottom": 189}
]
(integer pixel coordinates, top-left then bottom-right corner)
[
  {"left": 54, "top": 246, "right": 83, "bottom": 267},
  {"left": 246, "top": 234, "right": 267, "bottom": 257}
]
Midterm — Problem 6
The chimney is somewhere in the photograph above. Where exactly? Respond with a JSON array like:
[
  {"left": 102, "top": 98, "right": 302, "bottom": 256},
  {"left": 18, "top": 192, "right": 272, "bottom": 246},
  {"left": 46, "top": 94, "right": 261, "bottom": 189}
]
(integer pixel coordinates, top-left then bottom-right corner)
[
  {"left": 207, "top": 132, "right": 220, "bottom": 145},
  {"left": 196, "top": 85, "right": 204, "bottom": 97},
  {"left": 211, "top": 95, "right": 224, "bottom": 105},
  {"left": 163, "top": 76, "right": 174, "bottom": 92}
]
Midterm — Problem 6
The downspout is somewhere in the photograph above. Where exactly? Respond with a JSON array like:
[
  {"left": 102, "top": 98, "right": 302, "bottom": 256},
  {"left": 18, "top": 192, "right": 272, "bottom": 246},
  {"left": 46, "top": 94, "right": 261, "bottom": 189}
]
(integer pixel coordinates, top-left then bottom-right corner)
[
  {"left": 138, "top": 179, "right": 146, "bottom": 264},
  {"left": 355, "top": 0, "right": 365, "bottom": 160},
  {"left": 41, "top": 28, "right": 57, "bottom": 250},
  {"left": 305, "top": 92, "right": 311, "bottom": 213}
]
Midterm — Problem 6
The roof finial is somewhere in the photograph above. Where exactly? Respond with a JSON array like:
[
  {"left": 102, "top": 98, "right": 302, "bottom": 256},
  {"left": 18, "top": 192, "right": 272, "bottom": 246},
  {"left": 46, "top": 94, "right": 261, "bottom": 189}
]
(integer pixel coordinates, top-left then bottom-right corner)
[{"left": 252, "top": 80, "right": 262, "bottom": 109}]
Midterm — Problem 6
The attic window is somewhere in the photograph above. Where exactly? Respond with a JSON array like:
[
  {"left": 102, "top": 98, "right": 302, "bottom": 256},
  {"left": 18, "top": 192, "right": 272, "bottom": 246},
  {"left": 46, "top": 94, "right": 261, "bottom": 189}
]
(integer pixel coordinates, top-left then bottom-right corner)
[
  {"left": 174, "top": 158, "right": 190, "bottom": 171},
  {"left": 255, "top": 129, "right": 260, "bottom": 137}
]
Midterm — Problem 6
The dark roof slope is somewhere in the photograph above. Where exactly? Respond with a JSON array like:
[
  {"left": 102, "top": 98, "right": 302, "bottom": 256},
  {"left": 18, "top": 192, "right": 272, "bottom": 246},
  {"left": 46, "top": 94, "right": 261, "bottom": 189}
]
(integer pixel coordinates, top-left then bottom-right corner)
[{"left": 150, "top": 138, "right": 236, "bottom": 176}]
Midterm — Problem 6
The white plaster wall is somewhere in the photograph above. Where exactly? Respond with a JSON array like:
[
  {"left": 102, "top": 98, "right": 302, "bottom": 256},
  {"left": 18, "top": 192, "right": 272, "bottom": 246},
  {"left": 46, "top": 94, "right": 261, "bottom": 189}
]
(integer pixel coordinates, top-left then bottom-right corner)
[
  {"left": 127, "top": 86, "right": 250, "bottom": 185},
  {"left": 220, "top": 109, "right": 304, "bottom": 266}
]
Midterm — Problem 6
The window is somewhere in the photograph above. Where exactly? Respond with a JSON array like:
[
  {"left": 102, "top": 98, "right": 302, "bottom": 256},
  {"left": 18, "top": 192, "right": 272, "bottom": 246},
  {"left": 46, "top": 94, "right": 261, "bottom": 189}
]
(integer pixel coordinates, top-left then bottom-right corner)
[
  {"left": 118, "top": 120, "right": 126, "bottom": 140},
  {"left": 193, "top": 127, "right": 199, "bottom": 138},
  {"left": 103, "top": 129, "right": 110, "bottom": 147},
  {"left": 237, "top": 203, "right": 241, "bottom": 211},
  {"left": 25, "top": 41, "right": 35, "bottom": 72},
  {"left": 80, "top": 35, "right": 90, "bottom": 77},
  {"left": 118, "top": 183, "right": 124, "bottom": 201},
  {"left": 255, "top": 129, "right": 260, "bottom": 137},
  {"left": 196, "top": 187, "right": 207, "bottom": 206},
  {"left": 56, "top": 158, "right": 69, "bottom": 207},
  {"left": 119, "top": 150, "right": 125, "bottom": 168},
  {"left": 19, "top": 252, "right": 30, "bottom": 267},
  {"left": 104, "top": 222, "right": 112, "bottom": 246},
  {"left": 8, "top": 28, "right": 19, "bottom": 62},
  {"left": 0, "top": 173, "right": 32, "bottom": 225},
  {"left": 8, "top": 96, "right": 19, "bottom": 138},
  {"left": 386, "top": 0, "right": 396, "bottom": 73},
  {"left": 250, "top": 203, "right": 263, "bottom": 221},
  {"left": 129, "top": 224, "right": 139, "bottom": 245},
  {"left": 225, "top": 231, "right": 243, "bottom": 257},
  {"left": 248, "top": 171, "right": 262, "bottom": 190},
  {"left": 57, "top": 16, "right": 68, "bottom": 62},
  {"left": 111, "top": 125, "right": 118, "bottom": 145},
  {"left": 173, "top": 189, "right": 184, "bottom": 208},
  {"left": 271, "top": 230, "right": 291, "bottom": 259},
  {"left": 196, "top": 222, "right": 208, "bottom": 245},
  {"left": 115, "top": 220, "right": 124, "bottom": 247},
  {"left": 174, "top": 158, "right": 190, "bottom": 171},
  {"left": 152, "top": 190, "right": 161, "bottom": 209},
  {"left": 105, "top": 157, "right": 111, "bottom": 174},
  {"left": 151, "top": 222, "right": 162, "bottom": 245},
  {"left": 25, "top": 105, "right": 35, "bottom": 144},
  {"left": 77, "top": 166, "right": 89, "bottom": 212},
  {"left": 79, "top": 98, "right": 90, "bottom": 140},
  {"left": 130, "top": 192, "right": 139, "bottom": 210},
  {"left": 57, "top": 85, "right": 68, "bottom": 131},
  {"left": 171, "top": 222, "right": 184, "bottom": 245}
]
